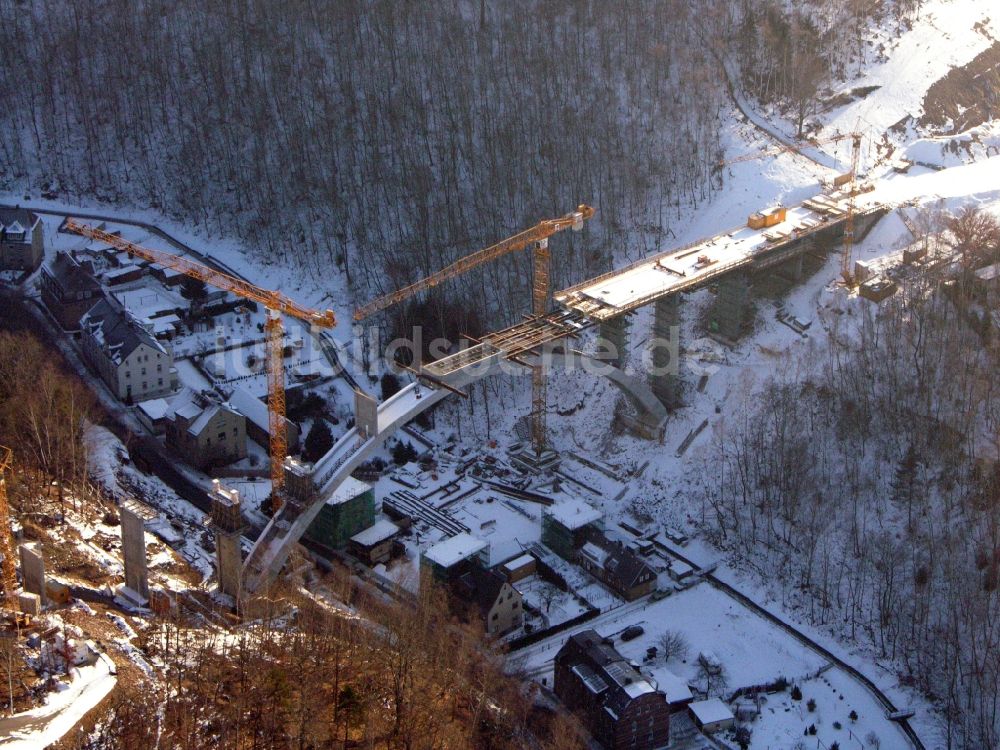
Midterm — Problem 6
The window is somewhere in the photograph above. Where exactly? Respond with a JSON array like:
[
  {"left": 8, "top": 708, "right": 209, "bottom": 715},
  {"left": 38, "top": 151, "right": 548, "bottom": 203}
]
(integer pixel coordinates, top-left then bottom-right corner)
[
  {"left": 125, "top": 370, "right": 131, "bottom": 379},
  {"left": 158, "top": 378, "right": 163, "bottom": 386},
  {"left": 141, "top": 368, "right": 146, "bottom": 376},
  {"left": 219, "top": 432, "right": 227, "bottom": 441},
  {"left": 157, "top": 364, "right": 162, "bottom": 373},
  {"left": 491, "top": 613, "right": 498, "bottom": 621},
  {"left": 512, "top": 601, "right": 519, "bottom": 609},
  {"left": 142, "top": 382, "right": 147, "bottom": 390}
]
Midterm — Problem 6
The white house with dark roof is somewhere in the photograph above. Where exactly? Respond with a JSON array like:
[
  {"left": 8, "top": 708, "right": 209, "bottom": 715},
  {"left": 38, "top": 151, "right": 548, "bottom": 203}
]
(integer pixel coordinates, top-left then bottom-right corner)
[
  {"left": 0, "top": 207, "right": 43, "bottom": 271},
  {"left": 80, "top": 297, "right": 178, "bottom": 401}
]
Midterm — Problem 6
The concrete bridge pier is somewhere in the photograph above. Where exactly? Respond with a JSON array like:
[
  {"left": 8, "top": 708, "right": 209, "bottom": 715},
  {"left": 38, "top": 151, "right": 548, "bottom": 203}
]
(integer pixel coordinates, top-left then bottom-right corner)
[
  {"left": 599, "top": 316, "right": 630, "bottom": 369},
  {"left": 777, "top": 248, "right": 806, "bottom": 282},
  {"left": 709, "top": 270, "right": 754, "bottom": 343},
  {"left": 649, "top": 295, "right": 683, "bottom": 409}
]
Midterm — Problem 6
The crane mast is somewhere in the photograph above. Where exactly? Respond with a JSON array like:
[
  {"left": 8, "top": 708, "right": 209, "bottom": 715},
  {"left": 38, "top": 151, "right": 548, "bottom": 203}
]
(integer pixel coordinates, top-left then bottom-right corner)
[
  {"left": 64, "top": 221, "right": 335, "bottom": 511},
  {"left": 841, "top": 133, "right": 863, "bottom": 285},
  {"left": 354, "top": 206, "right": 594, "bottom": 454}
]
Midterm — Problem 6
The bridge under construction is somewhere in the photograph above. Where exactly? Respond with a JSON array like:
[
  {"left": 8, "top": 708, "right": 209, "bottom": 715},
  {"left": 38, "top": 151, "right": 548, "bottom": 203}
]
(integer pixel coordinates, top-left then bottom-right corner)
[{"left": 236, "top": 182, "right": 888, "bottom": 599}]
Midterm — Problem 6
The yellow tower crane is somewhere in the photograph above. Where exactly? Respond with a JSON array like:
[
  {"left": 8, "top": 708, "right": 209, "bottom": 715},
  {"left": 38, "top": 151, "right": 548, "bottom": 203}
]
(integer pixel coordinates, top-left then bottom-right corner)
[
  {"left": 64, "top": 220, "right": 335, "bottom": 511},
  {"left": 354, "top": 205, "right": 595, "bottom": 453}
]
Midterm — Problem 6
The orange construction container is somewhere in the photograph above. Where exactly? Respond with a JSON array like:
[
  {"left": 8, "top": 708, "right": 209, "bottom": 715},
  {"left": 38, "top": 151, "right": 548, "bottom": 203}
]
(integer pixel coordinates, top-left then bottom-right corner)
[{"left": 748, "top": 206, "right": 786, "bottom": 229}]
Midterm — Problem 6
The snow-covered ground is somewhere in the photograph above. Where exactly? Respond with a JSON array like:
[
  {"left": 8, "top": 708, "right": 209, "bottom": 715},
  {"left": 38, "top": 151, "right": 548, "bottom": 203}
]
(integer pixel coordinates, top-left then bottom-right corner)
[{"left": 0, "top": 656, "right": 116, "bottom": 750}]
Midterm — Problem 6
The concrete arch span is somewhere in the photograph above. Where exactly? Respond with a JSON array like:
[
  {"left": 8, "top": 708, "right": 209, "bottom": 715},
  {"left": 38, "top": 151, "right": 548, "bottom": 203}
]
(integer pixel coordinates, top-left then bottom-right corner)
[{"left": 241, "top": 348, "right": 666, "bottom": 595}]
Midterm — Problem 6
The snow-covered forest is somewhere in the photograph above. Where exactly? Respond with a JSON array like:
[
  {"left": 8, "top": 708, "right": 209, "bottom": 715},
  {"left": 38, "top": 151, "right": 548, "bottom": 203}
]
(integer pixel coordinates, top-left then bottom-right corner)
[
  {"left": 705, "top": 208, "right": 1000, "bottom": 748},
  {"left": 0, "top": 1, "right": 731, "bottom": 328},
  {"left": 1, "top": 0, "right": 901, "bottom": 329}
]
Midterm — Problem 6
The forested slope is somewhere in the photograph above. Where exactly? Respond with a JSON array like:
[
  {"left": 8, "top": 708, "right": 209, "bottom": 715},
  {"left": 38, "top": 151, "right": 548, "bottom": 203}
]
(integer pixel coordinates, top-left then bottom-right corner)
[{"left": 1, "top": 0, "right": 728, "bottom": 330}]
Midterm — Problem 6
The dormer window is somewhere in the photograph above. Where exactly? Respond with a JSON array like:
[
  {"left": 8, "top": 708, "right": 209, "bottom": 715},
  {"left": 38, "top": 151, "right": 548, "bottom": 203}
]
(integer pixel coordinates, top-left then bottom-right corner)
[{"left": 4, "top": 221, "right": 25, "bottom": 242}]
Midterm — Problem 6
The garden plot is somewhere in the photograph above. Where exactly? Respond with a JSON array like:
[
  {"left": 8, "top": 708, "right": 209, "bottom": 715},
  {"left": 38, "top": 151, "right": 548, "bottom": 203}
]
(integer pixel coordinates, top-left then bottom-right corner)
[
  {"left": 742, "top": 667, "right": 912, "bottom": 750},
  {"left": 516, "top": 575, "right": 591, "bottom": 628}
]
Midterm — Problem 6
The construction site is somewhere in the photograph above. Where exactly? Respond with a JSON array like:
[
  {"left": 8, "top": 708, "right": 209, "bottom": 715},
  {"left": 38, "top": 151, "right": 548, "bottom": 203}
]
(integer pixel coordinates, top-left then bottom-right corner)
[
  {"left": 2, "top": 6, "right": 999, "bottom": 741},
  {"left": 0, "top": 126, "right": 932, "bottom": 749}
]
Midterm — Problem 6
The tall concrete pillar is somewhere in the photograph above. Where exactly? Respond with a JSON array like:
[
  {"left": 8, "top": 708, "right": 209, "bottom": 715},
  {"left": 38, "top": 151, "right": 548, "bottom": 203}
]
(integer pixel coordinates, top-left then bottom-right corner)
[
  {"left": 120, "top": 500, "right": 151, "bottom": 600},
  {"left": 781, "top": 251, "right": 805, "bottom": 282},
  {"left": 19, "top": 542, "right": 45, "bottom": 606},
  {"left": 710, "top": 271, "right": 754, "bottom": 342},
  {"left": 599, "top": 316, "right": 630, "bottom": 370},
  {"left": 649, "top": 295, "right": 682, "bottom": 409},
  {"left": 211, "top": 481, "right": 246, "bottom": 600}
]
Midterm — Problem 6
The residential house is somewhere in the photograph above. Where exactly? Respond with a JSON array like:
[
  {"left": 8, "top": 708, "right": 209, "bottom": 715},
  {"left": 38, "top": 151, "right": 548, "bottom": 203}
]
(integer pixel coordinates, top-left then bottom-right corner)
[
  {"left": 163, "top": 389, "right": 247, "bottom": 470},
  {"left": 453, "top": 566, "right": 523, "bottom": 635},
  {"left": 80, "top": 297, "right": 178, "bottom": 402},
  {"left": 541, "top": 499, "right": 604, "bottom": 560},
  {"left": 0, "top": 207, "right": 43, "bottom": 271},
  {"left": 688, "top": 698, "right": 735, "bottom": 734},
  {"left": 348, "top": 519, "right": 401, "bottom": 566},
  {"left": 421, "top": 532, "right": 490, "bottom": 581},
  {"left": 578, "top": 535, "right": 657, "bottom": 601},
  {"left": 555, "top": 630, "right": 671, "bottom": 750},
  {"left": 228, "top": 386, "right": 300, "bottom": 453},
  {"left": 303, "top": 476, "right": 375, "bottom": 550},
  {"left": 39, "top": 251, "right": 102, "bottom": 329}
]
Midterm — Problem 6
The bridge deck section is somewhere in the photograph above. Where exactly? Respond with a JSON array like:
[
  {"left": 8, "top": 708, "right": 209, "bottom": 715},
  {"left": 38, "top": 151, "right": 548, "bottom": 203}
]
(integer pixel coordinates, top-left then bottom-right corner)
[{"left": 555, "top": 189, "right": 880, "bottom": 321}]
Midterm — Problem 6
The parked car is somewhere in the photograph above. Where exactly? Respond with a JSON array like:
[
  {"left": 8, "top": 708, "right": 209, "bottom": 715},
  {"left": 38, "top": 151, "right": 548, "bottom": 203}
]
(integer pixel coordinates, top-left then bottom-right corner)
[{"left": 620, "top": 625, "right": 644, "bottom": 642}]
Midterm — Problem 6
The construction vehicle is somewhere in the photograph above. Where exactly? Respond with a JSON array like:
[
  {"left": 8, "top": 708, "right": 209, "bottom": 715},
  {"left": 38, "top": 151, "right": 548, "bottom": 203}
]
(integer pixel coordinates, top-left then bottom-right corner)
[
  {"left": 354, "top": 206, "right": 595, "bottom": 454},
  {"left": 721, "top": 132, "right": 865, "bottom": 285},
  {"left": 64, "top": 221, "right": 335, "bottom": 511},
  {"left": 0, "top": 446, "right": 14, "bottom": 608}
]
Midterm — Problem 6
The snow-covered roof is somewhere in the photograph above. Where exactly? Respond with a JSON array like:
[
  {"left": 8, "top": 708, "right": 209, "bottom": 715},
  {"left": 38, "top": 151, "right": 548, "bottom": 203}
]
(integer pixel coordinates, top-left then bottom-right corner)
[
  {"left": 546, "top": 499, "right": 602, "bottom": 530},
  {"left": 80, "top": 297, "right": 167, "bottom": 364},
  {"left": 689, "top": 698, "right": 734, "bottom": 725},
  {"left": 137, "top": 398, "right": 170, "bottom": 421},
  {"left": 350, "top": 519, "right": 399, "bottom": 547},
  {"left": 113, "top": 288, "right": 183, "bottom": 320},
  {"left": 188, "top": 404, "right": 223, "bottom": 436},
  {"left": 669, "top": 559, "right": 694, "bottom": 577},
  {"left": 658, "top": 669, "right": 693, "bottom": 705},
  {"left": 325, "top": 476, "right": 372, "bottom": 506},
  {"left": 502, "top": 554, "right": 535, "bottom": 571},
  {"left": 229, "top": 387, "right": 270, "bottom": 431},
  {"left": 423, "top": 532, "right": 488, "bottom": 568},
  {"left": 0, "top": 208, "right": 38, "bottom": 239},
  {"left": 580, "top": 542, "right": 609, "bottom": 567}
]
